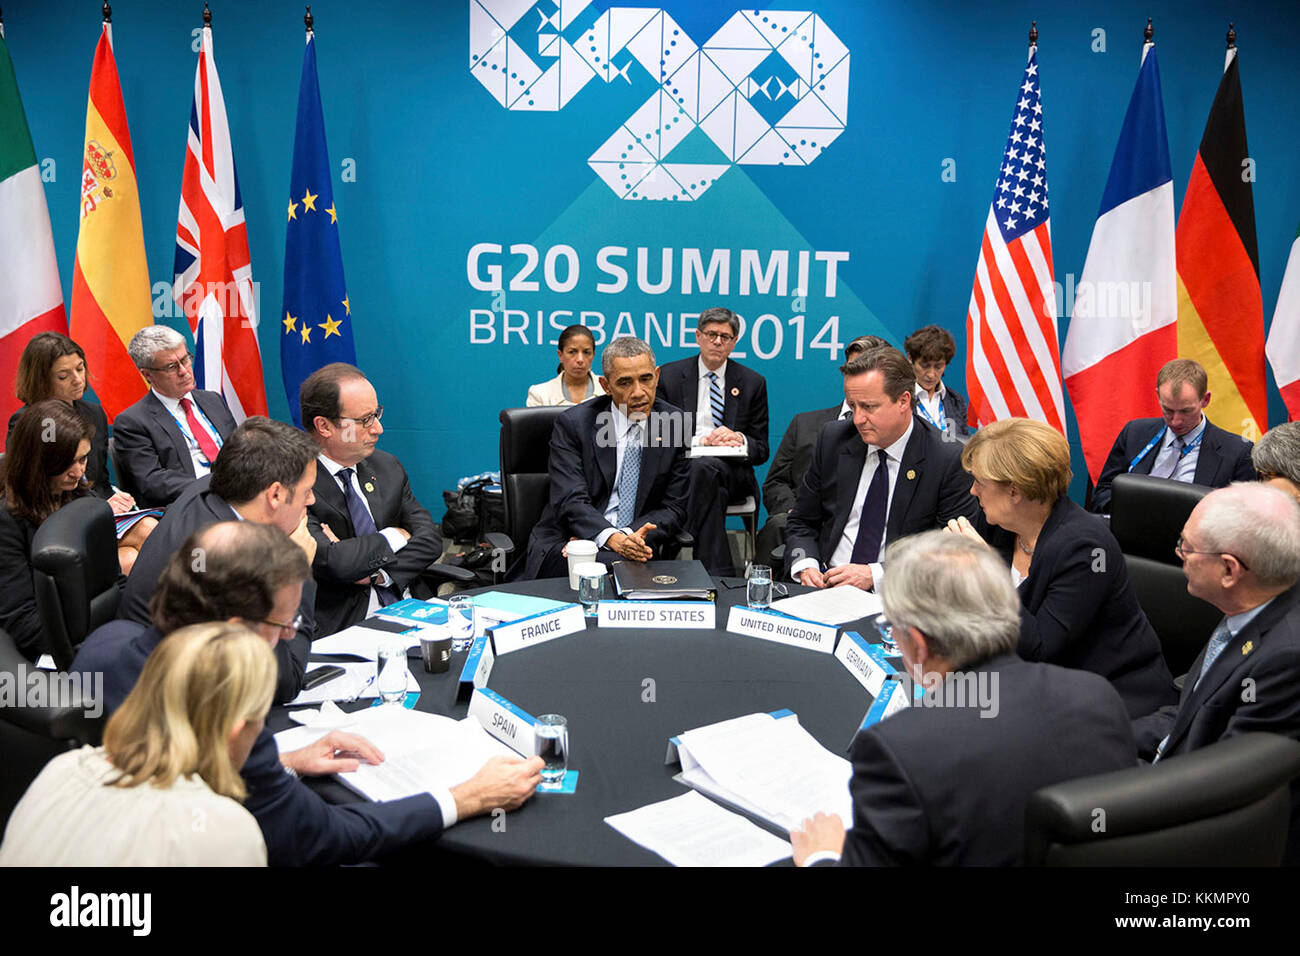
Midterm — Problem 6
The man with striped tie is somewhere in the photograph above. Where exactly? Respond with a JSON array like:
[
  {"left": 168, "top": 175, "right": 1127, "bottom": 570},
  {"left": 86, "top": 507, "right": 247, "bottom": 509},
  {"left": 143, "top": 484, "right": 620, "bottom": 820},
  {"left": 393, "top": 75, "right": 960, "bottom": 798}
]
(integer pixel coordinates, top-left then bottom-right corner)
[
  {"left": 1132, "top": 482, "right": 1300, "bottom": 860},
  {"left": 658, "top": 308, "right": 770, "bottom": 576}
]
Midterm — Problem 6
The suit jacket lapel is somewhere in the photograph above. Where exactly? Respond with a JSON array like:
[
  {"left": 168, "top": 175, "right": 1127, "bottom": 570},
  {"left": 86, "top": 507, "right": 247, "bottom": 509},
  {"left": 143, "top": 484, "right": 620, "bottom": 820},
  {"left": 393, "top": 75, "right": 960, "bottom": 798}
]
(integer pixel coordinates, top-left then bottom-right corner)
[
  {"left": 355, "top": 459, "right": 387, "bottom": 527},
  {"left": 1133, "top": 423, "right": 1165, "bottom": 474},
  {"left": 832, "top": 439, "right": 868, "bottom": 544},
  {"left": 193, "top": 390, "right": 227, "bottom": 442},
  {"left": 680, "top": 364, "right": 699, "bottom": 420},
  {"left": 886, "top": 422, "right": 926, "bottom": 539},
  {"left": 149, "top": 392, "right": 197, "bottom": 477},
  {"left": 723, "top": 366, "right": 738, "bottom": 430},
  {"left": 1192, "top": 420, "right": 1219, "bottom": 485},
  {"left": 596, "top": 413, "right": 617, "bottom": 503},
  {"left": 636, "top": 431, "right": 667, "bottom": 515},
  {"left": 313, "top": 463, "right": 354, "bottom": 532}
]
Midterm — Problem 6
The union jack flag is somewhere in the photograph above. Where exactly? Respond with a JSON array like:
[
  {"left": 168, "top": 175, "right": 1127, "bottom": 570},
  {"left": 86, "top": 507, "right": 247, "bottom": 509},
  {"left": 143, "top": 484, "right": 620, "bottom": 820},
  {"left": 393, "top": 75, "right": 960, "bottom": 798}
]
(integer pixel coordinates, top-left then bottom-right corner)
[
  {"left": 964, "top": 44, "right": 1066, "bottom": 435},
  {"left": 173, "top": 24, "right": 267, "bottom": 420}
]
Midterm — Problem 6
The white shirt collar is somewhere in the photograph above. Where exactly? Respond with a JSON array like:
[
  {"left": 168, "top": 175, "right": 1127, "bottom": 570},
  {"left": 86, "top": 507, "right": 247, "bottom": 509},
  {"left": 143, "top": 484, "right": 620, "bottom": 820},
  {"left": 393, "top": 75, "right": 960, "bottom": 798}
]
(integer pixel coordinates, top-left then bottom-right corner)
[
  {"left": 698, "top": 357, "right": 728, "bottom": 381},
  {"left": 871, "top": 418, "right": 914, "bottom": 462},
  {"left": 609, "top": 402, "right": 645, "bottom": 438},
  {"left": 153, "top": 388, "right": 197, "bottom": 414},
  {"left": 915, "top": 381, "right": 947, "bottom": 402},
  {"left": 317, "top": 452, "right": 356, "bottom": 479}
]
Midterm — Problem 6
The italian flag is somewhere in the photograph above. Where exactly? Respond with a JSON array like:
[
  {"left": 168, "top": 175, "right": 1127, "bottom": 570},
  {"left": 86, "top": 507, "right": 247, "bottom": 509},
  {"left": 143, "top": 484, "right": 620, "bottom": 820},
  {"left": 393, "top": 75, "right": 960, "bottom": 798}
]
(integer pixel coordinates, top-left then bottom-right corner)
[
  {"left": 1267, "top": 220, "right": 1300, "bottom": 420},
  {"left": 0, "top": 27, "right": 67, "bottom": 445}
]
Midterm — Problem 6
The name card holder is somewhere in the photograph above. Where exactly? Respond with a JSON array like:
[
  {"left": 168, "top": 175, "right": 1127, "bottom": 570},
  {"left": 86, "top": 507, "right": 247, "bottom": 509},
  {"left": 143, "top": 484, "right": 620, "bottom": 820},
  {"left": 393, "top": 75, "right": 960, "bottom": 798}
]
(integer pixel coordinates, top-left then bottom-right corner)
[
  {"left": 489, "top": 603, "right": 586, "bottom": 656},
  {"left": 468, "top": 688, "right": 536, "bottom": 757},
  {"left": 598, "top": 600, "right": 715, "bottom": 629},
  {"left": 456, "top": 637, "right": 495, "bottom": 702},
  {"left": 725, "top": 606, "right": 838, "bottom": 654},
  {"left": 835, "top": 630, "right": 896, "bottom": 695}
]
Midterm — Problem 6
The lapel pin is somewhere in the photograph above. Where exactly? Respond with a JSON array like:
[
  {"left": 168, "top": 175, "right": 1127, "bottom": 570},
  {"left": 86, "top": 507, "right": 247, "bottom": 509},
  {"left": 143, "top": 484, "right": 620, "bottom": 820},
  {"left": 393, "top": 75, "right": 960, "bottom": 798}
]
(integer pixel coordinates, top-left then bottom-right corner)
[
  {"left": 364, "top": 481, "right": 375, "bottom": 493},
  {"left": 906, "top": 469, "right": 916, "bottom": 480},
  {"left": 730, "top": 386, "right": 740, "bottom": 396},
  {"left": 1242, "top": 641, "right": 1253, "bottom": 656}
]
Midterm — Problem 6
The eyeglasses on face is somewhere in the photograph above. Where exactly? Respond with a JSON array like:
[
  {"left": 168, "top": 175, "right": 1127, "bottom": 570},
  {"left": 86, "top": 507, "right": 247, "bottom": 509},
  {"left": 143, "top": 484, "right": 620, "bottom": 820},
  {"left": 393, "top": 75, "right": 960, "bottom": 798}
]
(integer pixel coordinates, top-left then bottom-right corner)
[
  {"left": 261, "top": 613, "right": 304, "bottom": 636},
  {"left": 334, "top": 406, "right": 384, "bottom": 429},
  {"left": 699, "top": 330, "right": 735, "bottom": 344},
  {"left": 147, "top": 352, "right": 194, "bottom": 375},
  {"left": 1173, "top": 535, "right": 1251, "bottom": 572}
]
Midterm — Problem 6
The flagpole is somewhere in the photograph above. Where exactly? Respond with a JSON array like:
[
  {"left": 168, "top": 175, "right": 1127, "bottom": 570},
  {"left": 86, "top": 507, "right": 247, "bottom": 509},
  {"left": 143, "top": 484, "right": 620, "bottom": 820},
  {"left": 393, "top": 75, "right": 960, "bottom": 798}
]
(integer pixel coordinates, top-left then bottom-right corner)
[
  {"left": 1145, "top": 17, "right": 1152, "bottom": 44},
  {"left": 1225, "top": 22, "right": 1236, "bottom": 73},
  {"left": 203, "top": 1, "right": 211, "bottom": 27},
  {"left": 102, "top": 1, "right": 110, "bottom": 22},
  {"left": 305, "top": 5, "right": 314, "bottom": 35},
  {"left": 1028, "top": 20, "right": 1037, "bottom": 48}
]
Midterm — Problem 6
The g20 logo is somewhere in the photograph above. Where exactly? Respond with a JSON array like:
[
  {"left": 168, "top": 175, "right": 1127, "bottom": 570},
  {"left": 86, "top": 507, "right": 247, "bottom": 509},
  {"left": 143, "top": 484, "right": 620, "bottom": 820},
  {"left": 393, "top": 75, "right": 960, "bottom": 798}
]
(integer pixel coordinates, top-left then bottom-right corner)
[{"left": 470, "top": 2, "right": 850, "bottom": 200}]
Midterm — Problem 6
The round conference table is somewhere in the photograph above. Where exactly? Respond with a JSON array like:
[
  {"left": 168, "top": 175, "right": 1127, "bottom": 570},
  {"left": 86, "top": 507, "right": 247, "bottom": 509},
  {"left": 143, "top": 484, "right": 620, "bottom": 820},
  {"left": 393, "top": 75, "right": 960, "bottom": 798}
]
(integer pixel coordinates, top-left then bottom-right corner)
[{"left": 274, "top": 576, "right": 888, "bottom": 866}]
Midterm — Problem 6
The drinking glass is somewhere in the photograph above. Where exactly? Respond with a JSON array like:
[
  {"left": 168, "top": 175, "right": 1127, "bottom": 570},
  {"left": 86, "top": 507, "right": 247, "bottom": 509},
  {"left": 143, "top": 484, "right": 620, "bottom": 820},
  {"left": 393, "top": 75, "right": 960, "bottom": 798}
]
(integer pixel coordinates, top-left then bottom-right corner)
[
  {"left": 448, "top": 594, "right": 475, "bottom": 652},
  {"left": 376, "top": 638, "right": 408, "bottom": 705},
  {"left": 534, "top": 714, "right": 569, "bottom": 788},
  {"left": 747, "top": 564, "right": 773, "bottom": 609}
]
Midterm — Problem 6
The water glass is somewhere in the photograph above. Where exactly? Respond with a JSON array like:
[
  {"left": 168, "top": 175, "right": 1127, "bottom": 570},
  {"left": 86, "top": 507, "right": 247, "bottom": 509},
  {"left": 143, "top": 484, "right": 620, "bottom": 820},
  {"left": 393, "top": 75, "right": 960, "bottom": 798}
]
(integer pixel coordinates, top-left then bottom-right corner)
[
  {"left": 747, "top": 564, "right": 773, "bottom": 609},
  {"left": 534, "top": 714, "right": 569, "bottom": 788},
  {"left": 376, "top": 638, "right": 408, "bottom": 705},
  {"left": 576, "top": 563, "right": 605, "bottom": 618},
  {"left": 448, "top": 594, "right": 475, "bottom": 652}
]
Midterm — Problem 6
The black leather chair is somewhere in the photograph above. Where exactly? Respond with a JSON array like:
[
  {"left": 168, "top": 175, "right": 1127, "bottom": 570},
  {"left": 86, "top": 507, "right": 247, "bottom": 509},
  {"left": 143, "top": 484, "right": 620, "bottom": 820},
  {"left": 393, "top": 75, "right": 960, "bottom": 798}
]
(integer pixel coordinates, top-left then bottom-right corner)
[
  {"left": 30, "top": 496, "right": 122, "bottom": 670},
  {"left": 498, "top": 407, "right": 691, "bottom": 563},
  {"left": 0, "top": 626, "right": 105, "bottom": 834},
  {"left": 1110, "top": 474, "right": 1220, "bottom": 679},
  {"left": 1026, "top": 733, "right": 1300, "bottom": 866},
  {"left": 1110, "top": 472, "right": 1213, "bottom": 566}
]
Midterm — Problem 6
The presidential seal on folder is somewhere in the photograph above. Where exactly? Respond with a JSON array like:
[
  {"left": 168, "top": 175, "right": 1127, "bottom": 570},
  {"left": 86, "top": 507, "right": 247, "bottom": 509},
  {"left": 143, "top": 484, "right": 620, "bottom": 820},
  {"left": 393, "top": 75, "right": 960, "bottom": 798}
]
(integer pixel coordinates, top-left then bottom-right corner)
[{"left": 610, "top": 559, "right": 715, "bottom": 600}]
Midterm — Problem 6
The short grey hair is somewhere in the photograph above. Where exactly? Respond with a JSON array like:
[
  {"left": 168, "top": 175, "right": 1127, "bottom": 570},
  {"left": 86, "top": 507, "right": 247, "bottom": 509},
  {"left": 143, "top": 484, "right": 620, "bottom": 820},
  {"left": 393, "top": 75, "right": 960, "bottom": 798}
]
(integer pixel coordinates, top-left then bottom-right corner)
[
  {"left": 698, "top": 306, "right": 739, "bottom": 336},
  {"left": 880, "top": 531, "right": 1021, "bottom": 669},
  {"left": 1195, "top": 483, "right": 1300, "bottom": 588},
  {"left": 127, "top": 326, "right": 187, "bottom": 369},
  {"left": 601, "top": 336, "right": 656, "bottom": 378},
  {"left": 1252, "top": 423, "right": 1300, "bottom": 485}
]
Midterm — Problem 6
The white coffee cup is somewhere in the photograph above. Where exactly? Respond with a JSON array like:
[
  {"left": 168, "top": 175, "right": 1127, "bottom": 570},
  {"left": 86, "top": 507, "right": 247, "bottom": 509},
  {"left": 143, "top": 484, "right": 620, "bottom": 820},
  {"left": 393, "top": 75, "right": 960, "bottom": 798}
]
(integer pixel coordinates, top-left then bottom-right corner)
[{"left": 566, "top": 539, "right": 598, "bottom": 589}]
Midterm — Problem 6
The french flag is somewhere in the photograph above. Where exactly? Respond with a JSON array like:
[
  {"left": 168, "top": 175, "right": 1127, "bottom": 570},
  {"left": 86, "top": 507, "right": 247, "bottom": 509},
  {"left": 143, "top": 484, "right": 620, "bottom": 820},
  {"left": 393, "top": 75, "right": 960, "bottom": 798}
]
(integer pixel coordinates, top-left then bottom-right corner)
[{"left": 1063, "top": 42, "right": 1176, "bottom": 483}]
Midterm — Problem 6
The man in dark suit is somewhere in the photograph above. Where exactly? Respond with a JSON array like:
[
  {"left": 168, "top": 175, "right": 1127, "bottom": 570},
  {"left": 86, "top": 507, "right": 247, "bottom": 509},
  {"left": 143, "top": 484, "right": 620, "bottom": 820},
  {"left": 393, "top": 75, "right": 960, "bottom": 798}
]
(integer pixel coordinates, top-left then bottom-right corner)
[
  {"left": 756, "top": 335, "right": 889, "bottom": 562},
  {"left": 117, "top": 417, "right": 320, "bottom": 704},
  {"left": 71, "top": 521, "right": 543, "bottom": 867},
  {"left": 786, "top": 347, "right": 978, "bottom": 591},
  {"left": 656, "top": 308, "right": 768, "bottom": 576},
  {"left": 516, "top": 336, "right": 690, "bottom": 581},
  {"left": 300, "top": 363, "right": 445, "bottom": 637},
  {"left": 1132, "top": 483, "right": 1300, "bottom": 859},
  {"left": 1090, "top": 358, "right": 1256, "bottom": 514},
  {"left": 113, "top": 326, "right": 238, "bottom": 507},
  {"left": 791, "top": 532, "right": 1136, "bottom": 866}
]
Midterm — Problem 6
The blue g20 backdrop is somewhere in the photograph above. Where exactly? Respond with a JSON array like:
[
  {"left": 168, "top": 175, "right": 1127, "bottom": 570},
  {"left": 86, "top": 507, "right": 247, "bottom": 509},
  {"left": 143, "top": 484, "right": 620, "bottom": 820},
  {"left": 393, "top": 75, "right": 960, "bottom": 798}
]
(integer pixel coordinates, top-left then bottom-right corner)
[{"left": 8, "top": 0, "right": 1300, "bottom": 508}]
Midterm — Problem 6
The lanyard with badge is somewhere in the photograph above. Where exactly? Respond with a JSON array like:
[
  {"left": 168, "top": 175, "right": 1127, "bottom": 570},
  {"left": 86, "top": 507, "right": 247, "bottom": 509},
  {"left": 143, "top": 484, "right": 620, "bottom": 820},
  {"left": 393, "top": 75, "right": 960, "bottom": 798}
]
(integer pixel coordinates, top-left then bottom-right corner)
[
  {"left": 164, "top": 401, "right": 219, "bottom": 465},
  {"left": 915, "top": 394, "right": 946, "bottom": 431},
  {"left": 1125, "top": 426, "right": 1204, "bottom": 473}
]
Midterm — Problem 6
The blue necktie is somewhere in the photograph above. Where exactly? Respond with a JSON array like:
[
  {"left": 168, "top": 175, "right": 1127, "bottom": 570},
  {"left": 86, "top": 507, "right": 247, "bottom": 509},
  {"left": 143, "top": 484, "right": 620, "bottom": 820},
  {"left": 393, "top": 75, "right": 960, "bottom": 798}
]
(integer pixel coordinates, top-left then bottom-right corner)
[
  {"left": 339, "top": 468, "right": 399, "bottom": 606},
  {"left": 850, "top": 449, "right": 890, "bottom": 564},
  {"left": 1193, "top": 619, "right": 1234, "bottom": 691},
  {"left": 1150, "top": 435, "right": 1184, "bottom": 480},
  {"left": 708, "top": 371, "right": 725, "bottom": 428},
  {"left": 616, "top": 423, "right": 642, "bottom": 528}
]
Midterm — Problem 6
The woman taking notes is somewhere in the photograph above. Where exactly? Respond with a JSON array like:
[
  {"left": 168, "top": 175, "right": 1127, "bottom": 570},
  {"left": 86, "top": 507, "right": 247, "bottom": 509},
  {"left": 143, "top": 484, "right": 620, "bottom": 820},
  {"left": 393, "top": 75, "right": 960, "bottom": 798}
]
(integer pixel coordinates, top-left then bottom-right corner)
[
  {"left": 526, "top": 324, "right": 607, "bottom": 406},
  {"left": 947, "top": 417, "right": 1176, "bottom": 717},
  {"left": 0, "top": 623, "right": 276, "bottom": 866}
]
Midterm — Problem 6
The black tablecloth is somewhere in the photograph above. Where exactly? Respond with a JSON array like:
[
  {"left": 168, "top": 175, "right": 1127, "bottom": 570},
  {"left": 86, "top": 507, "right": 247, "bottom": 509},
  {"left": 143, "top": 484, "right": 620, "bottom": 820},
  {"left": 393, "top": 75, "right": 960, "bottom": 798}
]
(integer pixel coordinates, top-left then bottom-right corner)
[{"left": 268, "top": 577, "right": 886, "bottom": 866}]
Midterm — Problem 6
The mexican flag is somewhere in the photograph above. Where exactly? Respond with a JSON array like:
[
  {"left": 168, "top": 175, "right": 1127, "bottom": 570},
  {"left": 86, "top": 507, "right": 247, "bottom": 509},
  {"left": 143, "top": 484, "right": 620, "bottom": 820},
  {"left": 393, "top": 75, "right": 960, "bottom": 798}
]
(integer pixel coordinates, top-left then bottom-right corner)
[{"left": 0, "top": 27, "right": 67, "bottom": 445}]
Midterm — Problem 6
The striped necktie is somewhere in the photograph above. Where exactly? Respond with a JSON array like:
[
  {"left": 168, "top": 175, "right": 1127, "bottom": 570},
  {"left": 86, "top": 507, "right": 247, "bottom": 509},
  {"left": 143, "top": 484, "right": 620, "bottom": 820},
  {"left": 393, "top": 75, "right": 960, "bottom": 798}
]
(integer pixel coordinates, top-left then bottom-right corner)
[
  {"left": 616, "top": 423, "right": 642, "bottom": 527},
  {"left": 708, "top": 371, "right": 724, "bottom": 428},
  {"left": 1193, "top": 619, "right": 1234, "bottom": 691}
]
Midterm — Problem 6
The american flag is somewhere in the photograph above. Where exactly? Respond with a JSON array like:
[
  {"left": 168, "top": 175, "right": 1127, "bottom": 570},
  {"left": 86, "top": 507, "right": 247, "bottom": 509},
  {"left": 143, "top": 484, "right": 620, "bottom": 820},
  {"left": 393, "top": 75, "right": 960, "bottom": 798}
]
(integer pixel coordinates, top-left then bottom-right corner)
[
  {"left": 173, "top": 24, "right": 267, "bottom": 421},
  {"left": 964, "top": 46, "right": 1066, "bottom": 435}
]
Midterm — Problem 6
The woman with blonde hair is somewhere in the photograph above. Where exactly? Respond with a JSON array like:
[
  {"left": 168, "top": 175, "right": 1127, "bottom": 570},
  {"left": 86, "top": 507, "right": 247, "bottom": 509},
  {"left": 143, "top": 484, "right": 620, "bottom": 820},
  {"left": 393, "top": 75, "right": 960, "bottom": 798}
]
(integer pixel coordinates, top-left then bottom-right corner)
[
  {"left": 946, "top": 417, "right": 1176, "bottom": 717},
  {"left": 0, "top": 623, "right": 276, "bottom": 865}
]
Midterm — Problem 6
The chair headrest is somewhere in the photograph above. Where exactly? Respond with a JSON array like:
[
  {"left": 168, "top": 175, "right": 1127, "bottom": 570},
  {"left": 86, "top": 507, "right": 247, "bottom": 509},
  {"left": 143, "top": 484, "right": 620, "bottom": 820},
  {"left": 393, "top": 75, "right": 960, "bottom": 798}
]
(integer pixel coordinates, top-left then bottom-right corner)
[{"left": 1110, "top": 473, "right": 1213, "bottom": 564}]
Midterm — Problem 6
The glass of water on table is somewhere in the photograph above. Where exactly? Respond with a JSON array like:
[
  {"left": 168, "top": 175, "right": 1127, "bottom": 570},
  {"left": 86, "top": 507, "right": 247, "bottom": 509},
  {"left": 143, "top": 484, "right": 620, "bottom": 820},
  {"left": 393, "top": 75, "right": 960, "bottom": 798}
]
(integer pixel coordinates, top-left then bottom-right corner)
[
  {"left": 376, "top": 637, "right": 409, "bottom": 706},
  {"left": 534, "top": 714, "right": 569, "bottom": 789},
  {"left": 448, "top": 594, "right": 475, "bottom": 652},
  {"left": 747, "top": 564, "right": 773, "bottom": 609}
]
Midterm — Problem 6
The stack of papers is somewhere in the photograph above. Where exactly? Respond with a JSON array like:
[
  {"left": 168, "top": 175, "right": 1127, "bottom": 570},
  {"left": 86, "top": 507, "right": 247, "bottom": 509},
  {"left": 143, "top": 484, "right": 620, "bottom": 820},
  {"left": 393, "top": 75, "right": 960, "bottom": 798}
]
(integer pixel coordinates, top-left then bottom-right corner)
[
  {"left": 673, "top": 712, "right": 853, "bottom": 833},
  {"left": 769, "top": 585, "right": 882, "bottom": 626},
  {"left": 311, "top": 624, "right": 420, "bottom": 659},
  {"left": 605, "top": 792, "right": 790, "bottom": 867},
  {"left": 287, "top": 663, "right": 419, "bottom": 706},
  {"left": 471, "top": 591, "right": 569, "bottom": 635},
  {"left": 273, "top": 706, "right": 517, "bottom": 802}
]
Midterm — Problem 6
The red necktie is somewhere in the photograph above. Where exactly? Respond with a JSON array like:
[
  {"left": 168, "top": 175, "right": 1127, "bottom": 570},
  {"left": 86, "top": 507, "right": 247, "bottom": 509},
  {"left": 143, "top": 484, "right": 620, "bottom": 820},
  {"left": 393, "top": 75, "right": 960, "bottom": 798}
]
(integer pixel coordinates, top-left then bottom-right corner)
[{"left": 180, "top": 396, "right": 221, "bottom": 463}]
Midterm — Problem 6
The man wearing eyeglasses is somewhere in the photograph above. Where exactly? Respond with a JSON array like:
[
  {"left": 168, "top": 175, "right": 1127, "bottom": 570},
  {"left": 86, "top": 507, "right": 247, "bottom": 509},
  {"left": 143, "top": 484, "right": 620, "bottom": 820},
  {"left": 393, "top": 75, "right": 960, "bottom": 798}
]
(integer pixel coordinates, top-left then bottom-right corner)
[
  {"left": 1133, "top": 484, "right": 1300, "bottom": 791},
  {"left": 300, "top": 363, "right": 444, "bottom": 636},
  {"left": 113, "top": 326, "right": 238, "bottom": 507},
  {"left": 657, "top": 307, "right": 769, "bottom": 576}
]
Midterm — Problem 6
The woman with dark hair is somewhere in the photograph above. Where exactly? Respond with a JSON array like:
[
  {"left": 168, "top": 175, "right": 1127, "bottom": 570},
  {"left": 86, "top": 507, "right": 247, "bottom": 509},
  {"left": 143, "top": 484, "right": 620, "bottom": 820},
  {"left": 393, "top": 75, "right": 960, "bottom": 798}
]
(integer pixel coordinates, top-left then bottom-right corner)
[
  {"left": 0, "top": 401, "right": 132, "bottom": 660},
  {"left": 903, "top": 324, "right": 970, "bottom": 440},
  {"left": 525, "top": 324, "right": 607, "bottom": 406},
  {"left": 7, "top": 332, "right": 156, "bottom": 566}
]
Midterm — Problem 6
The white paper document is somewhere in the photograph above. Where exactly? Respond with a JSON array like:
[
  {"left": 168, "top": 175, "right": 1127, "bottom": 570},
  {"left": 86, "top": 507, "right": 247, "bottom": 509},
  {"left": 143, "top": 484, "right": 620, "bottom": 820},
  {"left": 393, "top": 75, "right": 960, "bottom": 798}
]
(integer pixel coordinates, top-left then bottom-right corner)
[
  {"left": 686, "top": 445, "right": 746, "bottom": 458},
  {"left": 273, "top": 707, "right": 517, "bottom": 802},
  {"left": 675, "top": 713, "right": 853, "bottom": 832},
  {"left": 770, "top": 585, "right": 883, "bottom": 626},
  {"left": 310, "top": 624, "right": 421, "bottom": 659},
  {"left": 286, "top": 662, "right": 418, "bottom": 706},
  {"left": 605, "top": 791, "right": 791, "bottom": 867}
]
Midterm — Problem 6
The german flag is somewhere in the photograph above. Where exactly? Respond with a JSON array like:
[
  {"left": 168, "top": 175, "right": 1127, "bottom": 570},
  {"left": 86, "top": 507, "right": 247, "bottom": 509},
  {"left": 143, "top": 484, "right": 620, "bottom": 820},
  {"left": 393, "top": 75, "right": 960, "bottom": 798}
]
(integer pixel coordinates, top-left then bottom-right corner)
[
  {"left": 69, "top": 20, "right": 151, "bottom": 419},
  {"left": 1175, "top": 45, "right": 1266, "bottom": 439}
]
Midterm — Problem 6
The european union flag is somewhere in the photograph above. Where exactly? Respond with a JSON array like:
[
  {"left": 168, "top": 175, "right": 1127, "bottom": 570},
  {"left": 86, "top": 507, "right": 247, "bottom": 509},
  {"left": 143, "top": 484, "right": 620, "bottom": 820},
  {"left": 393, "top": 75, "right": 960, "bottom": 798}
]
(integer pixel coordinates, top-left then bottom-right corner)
[{"left": 280, "top": 32, "right": 355, "bottom": 426}]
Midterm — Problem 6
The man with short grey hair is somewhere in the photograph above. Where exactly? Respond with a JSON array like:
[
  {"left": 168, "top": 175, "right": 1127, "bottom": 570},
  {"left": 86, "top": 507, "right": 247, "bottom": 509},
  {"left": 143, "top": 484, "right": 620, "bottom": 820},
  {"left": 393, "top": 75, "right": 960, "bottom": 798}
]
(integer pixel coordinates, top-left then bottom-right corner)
[
  {"left": 514, "top": 336, "right": 690, "bottom": 580},
  {"left": 113, "top": 325, "right": 237, "bottom": 506},
  {"left": 791, "top": 531, "right": 1135, "bottom": 866},
  {"left": 1252, "top": 422, "right": 1300, "bottom": 503}
]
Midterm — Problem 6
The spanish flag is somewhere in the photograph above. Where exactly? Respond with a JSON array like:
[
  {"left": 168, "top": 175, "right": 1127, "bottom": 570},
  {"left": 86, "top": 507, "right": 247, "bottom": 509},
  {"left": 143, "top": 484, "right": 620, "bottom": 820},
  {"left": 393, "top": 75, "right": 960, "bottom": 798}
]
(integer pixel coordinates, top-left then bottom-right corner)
[
  {"left": 69, "top": 20, "right": 151, "bottom": 419},
  {"left": 1175, "top": 44, "right": 1265, "bottom": 440}
]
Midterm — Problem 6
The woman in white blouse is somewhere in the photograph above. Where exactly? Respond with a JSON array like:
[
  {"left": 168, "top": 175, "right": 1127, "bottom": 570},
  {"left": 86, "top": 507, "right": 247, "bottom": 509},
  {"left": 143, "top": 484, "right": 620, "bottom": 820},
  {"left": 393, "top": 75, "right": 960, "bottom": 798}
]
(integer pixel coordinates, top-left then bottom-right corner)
[
  {"left": 0, "top": 622, "right": 277, "bottom": 866},
  {"left": 525, "top": 324, "right": 607, "bottom": 406}
]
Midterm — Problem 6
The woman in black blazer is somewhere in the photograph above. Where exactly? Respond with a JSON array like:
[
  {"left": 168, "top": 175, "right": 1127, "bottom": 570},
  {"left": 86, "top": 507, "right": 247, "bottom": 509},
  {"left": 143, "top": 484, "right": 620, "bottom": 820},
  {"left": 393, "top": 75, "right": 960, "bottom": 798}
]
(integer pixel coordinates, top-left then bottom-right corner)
[
  {"left": 0, "top": 401, "right": 105, "bottom": 660},
  {"left": 7, "top": 332, "right": 156, "bottom": 571},
  {"left": 947, "top": 417, "right": 1177, "bottom": 717}
]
